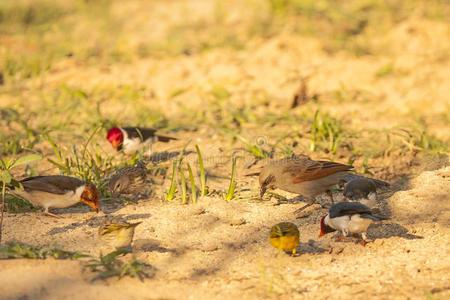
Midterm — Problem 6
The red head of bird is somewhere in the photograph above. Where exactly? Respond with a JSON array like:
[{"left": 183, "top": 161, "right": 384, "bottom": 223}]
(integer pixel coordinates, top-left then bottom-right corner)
[
  {"left": 106, "top": 127, "right": 124, "bottom": 150},
  {"left": 319, "top": 215, "right": 336, "bottom": 238},
  {"left": 81, "top": 182, "right": 100, "bottom": 213}
]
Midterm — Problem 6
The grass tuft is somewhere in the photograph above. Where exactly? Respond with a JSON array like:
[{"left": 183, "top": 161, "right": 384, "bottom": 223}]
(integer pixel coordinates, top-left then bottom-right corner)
[
  {"left": 86, "top": 250, "right": 151, "bottom": 282},
  {"left": 0, "top": 241, "right": 88, "bottom": 260}
]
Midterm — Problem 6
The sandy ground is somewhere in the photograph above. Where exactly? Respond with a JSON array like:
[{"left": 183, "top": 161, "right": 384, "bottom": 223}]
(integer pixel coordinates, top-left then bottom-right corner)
[
  {"left": 1, "top": 1, "right": 450, "bottom": 299},
  {"left": 1, "top": 152, "right": 449, "bottom": 300}
]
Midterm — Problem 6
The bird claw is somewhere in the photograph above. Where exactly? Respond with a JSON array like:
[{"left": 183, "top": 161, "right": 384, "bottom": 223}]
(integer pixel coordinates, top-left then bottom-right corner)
[{"left": 360, "top": 240, "right": 368, "bottom": 247}]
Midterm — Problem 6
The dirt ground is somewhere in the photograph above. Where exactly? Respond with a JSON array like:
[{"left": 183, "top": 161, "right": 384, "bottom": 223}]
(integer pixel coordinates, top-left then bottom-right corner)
[{"left": 1, "top": 1, "right": 450, "bottom": 299}]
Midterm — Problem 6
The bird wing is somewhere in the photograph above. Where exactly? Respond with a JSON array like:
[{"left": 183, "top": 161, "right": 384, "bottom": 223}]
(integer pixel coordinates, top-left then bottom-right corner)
[
  {"left": 122, "top": 127, "right": 158, "bottom": 141},
  {"left": 20, "top": 176, "right": 84, "bottom": 194},
  {"left": 283, "top": 158, "right": 353, "bottom": 183},
  {"left": 343, "top": 174, "right": 389, "bottom": 187},
  {"left": 329, "top": 202, "right": 372, "bottom": 218}
]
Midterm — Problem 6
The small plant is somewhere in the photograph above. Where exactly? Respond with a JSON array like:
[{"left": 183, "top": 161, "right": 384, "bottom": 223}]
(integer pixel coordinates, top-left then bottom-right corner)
[
  {"left": 85, "top": 250, "right": 151, "bottom": 282},
  {"left": 224, "top": 157, "right": 237, "bottom": 201},
  {"left": 361, "top": 155, "right": 373, "bottom": 175},
  {"left": 0, "top": 154, "right": 42, "bottom": 243},
  {"left": 46, "top": 131, "right": 114, "bottom": 194},
  {"left": 195, "top": 145, "right": 207, "bottom": 196},
  {"left": 0, "top": 241, "right": 88, "bottom": 260},
  {"left": 187, "top": 163, "right": 197, "bottom": 203},
  {"left": 310, "top": 110, "right": 344, "bottom": 154},
  {"left": 223, "top": 128, "right": 269, "bottom": 159}
]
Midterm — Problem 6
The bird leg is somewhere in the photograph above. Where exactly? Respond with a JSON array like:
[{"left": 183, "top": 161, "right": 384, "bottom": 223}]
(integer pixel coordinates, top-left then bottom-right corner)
[
  {"left": 360, "top": 232, "right": 368, "bottom": 246},
  {"left": 335, "top": 235, "right": 345, "bottom": 242},
  {"left": 44, "top": 209, "right": 63, "bottom": 218},
  {"left": 326, "top": 190, "right": 334, "bottom": 203}
]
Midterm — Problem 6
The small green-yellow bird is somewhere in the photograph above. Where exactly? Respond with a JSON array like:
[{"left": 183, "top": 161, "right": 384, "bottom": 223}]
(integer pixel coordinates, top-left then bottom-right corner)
[
  {"left": 269, "top": 222, "right": 300, "bottom": 254},
  {"left": 98, "top": 219, "right": 142, "bottom": 249}
]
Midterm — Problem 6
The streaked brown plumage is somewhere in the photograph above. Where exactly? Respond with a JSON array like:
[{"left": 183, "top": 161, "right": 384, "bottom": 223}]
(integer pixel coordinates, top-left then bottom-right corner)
[{"left": 108, "top": 162, "right": 148, "bottom": 196}]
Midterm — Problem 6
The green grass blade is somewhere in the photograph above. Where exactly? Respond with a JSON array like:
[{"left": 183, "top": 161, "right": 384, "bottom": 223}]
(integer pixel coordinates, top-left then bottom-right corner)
[
  {"left": 179, "top": 165, "right": 187, "bottom": 204},
  {"left": 166, "top": 160, "right": 178, "bottom": 201},
  {"left": 225, "top": 157, "right": 237, "bottom": 201},
  {"left": 187, "top": 163, "right": 197, "bottom": 204},
  {"left": 10, "top": 154, "right": 42, "bottom": 169},
  {"left": 45, "top": 133, "right": 63, "bottom": 162},
  {"left": 195, "top": 145, "right": 207, "bottom": 196}
]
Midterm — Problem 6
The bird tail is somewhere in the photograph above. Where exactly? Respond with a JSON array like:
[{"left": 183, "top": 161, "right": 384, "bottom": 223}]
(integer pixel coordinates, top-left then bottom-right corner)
[
  {"left": 343, "top": 174, "right": 390, "bottom": 188},
  {"left": 129, "top": 221, "right": 142, "bottom": 228},
  {"left": 156, "top": 134, "right": 177, "bottom": 142}
]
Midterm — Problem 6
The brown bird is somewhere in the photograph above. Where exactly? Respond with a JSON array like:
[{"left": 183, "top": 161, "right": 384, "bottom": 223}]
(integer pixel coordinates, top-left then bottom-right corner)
[
  {"left": 259, "top": 156, "right": 354, "bottom": 201},
  {"left": 108, "top": 162, "right": 148, "bottom": 196},
  {"left": 9, "top": 175, "right": 99, "bottom": 217}
]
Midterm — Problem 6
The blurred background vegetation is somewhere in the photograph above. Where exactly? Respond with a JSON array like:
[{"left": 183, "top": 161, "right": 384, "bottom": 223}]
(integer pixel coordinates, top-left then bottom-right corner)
[{"left": 0, "top": 0, "right": 448, "bottom": 184}]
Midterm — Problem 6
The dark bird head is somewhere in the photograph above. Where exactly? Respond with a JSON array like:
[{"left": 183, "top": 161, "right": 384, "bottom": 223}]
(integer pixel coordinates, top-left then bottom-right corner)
[
  {"left": 319, "top": 215, "right": 336, "bottom": 238},
  {"left": 81, "top": 183, "right": 99, "bottom": 213},
  {"left": 343, "top": 178, "right": 377, "bottom": 201},
  {"left": 259, "top": 168, "right": 276, "bottom": 198},
  {"left": 106, "top": 127, "right": 124, "bottom": 150}
]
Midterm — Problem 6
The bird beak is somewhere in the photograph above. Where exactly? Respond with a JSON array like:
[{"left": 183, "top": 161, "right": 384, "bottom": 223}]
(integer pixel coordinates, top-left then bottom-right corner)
[
  {"left": 260, "top": 186, "right": 266, "bottom": 198},
  {"left": 112, "top": 140, "right": 121, "bottom": 150},
  {"left": 81, "top": 199, "right": 99, "bottom": 213},
  {"left": 318, "top": 231, "right": 325, "bottom": 238}
]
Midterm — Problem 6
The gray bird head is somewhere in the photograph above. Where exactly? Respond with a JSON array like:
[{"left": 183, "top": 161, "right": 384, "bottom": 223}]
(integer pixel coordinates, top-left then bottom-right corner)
[
  {"left": 343, "top": 178, "right": 377, "bottom": 201},
  {"left": 109, "top": 174, "right": 130, "bottom": 196},
  {"left": 259, "top": 167, "right": 276, "bottom": 197}
]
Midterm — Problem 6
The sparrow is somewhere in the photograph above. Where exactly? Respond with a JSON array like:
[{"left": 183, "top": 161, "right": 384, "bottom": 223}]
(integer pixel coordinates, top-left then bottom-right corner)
[
  {"left": 108, "top": 161, "right": 148, "bottom": 197},
  {"left": 269, "top": 222, "right": 300, "bottom": 254},
  {"left": 8, "top": 175, "right": 99, "bottom": 217},
  {"left": 106, "top": 126, "right": 177, "bottom": 156},
  {"left": 259, "top": 156, "right": 353, "bottom": 201},
  {"left": 98, "top": 219, "right": 142, "bottom": 250},
  {"left": 319, "top": 201, "right": 389, "bottom": 246},
  {"left": 259, "top": 156, "right": 388, "bottom": 207}
]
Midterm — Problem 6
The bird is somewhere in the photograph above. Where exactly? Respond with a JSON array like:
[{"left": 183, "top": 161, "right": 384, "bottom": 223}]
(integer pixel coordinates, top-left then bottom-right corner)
[
  {"left": 259, "top": 156, "right": 388, "bottom": 209},
  {"left": 269, "top": 222, "right": 300, "bottom": 254},
  {"left": 342, "top": 177, "right": 378, "bottom": 207},
  {"left": 8, "top": 175, "right": 99, "bottom": 218},
  {"left": 319, "top": 201, "right": 389, "bottom": 246},
  {"left": 108, "top": 161, "right": 148, "bottom": 197},
  {"left": 259, "top": 156, "right": 353, "bottom": 201},
  {"left": 98, "top": 219, "right": 142, "bottom": 250},
  {"left": 106, "top": 126, "right": 177, "bottom": 156}
]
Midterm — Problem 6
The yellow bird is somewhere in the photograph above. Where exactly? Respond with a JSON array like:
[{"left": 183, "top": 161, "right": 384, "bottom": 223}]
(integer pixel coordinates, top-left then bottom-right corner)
[
  {"left": 269, "top": 222, "right": 300, "bottom": 254},
  {"left": 98, "top": 219, "right": 142, "bottom": 250}
]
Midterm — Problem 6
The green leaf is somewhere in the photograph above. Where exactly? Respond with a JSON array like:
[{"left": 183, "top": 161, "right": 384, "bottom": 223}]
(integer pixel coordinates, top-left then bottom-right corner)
[
  {"left": 0, "top": 170, "right": 12, "bottom": 184},
  {"left": 10, "top": 154, "right": 42, "bottom": 169}
]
